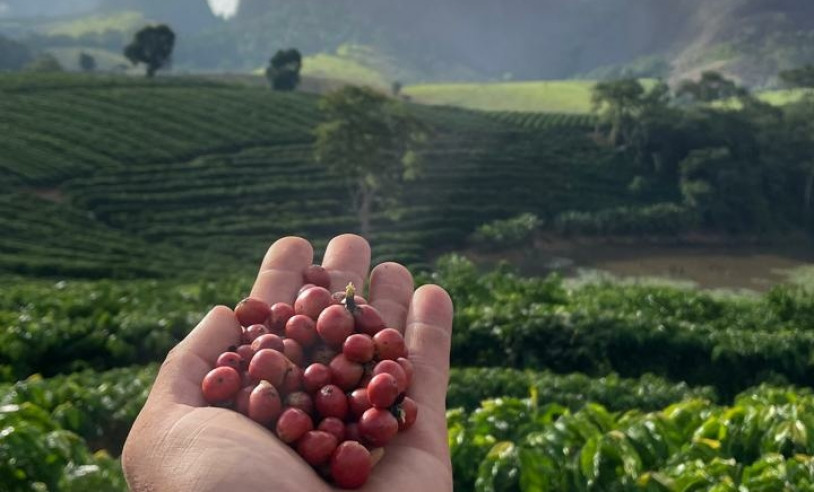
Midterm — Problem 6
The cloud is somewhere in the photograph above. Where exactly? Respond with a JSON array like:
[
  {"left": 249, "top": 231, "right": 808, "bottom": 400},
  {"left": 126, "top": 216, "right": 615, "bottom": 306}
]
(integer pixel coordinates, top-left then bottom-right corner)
[{"left": 208, "top": 0, "right": 238, "bottom": 18}]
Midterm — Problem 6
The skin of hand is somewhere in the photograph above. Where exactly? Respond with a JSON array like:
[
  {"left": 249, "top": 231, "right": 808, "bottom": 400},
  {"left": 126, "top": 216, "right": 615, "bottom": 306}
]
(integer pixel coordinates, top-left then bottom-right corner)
[{"left": 121, "top": 234, "right": 454, "bottom": 492}]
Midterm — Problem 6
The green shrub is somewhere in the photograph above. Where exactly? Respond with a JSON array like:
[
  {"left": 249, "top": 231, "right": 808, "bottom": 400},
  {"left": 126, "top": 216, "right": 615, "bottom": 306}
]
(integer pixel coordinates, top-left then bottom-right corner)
[
  {"left": 469, "top": 213, "right": 542, "bottom": 251},
  {"left": 554, "top": 203, "right": 699, "bottom": 236},
  {"left": 452, "top": 386, "right": 814, "bottom": 491}
]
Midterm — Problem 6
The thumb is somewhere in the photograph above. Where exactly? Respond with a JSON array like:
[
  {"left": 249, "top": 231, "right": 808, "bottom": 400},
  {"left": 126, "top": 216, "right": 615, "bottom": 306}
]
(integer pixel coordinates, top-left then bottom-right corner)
[{"left": 149, "top": 305, "right": 243, "bottom": 407}]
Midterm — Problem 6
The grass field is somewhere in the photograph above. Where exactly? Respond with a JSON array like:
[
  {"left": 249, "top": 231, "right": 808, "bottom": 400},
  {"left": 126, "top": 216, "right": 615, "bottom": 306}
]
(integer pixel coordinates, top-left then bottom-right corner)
[
  {"left": 758, "top": 88, "right": 814, "bottom": 105},
  {"left": 41, "top": 11, "right": 147, "bottom": 37},
  {"left": 46, "top": 47, "right": 131, "bottom": 72},
  {"left": 404, "top": 80, "right": 600, "bottom": 113},
  {"left": 405, "top": 79, "right": 812, "bottom": 113}
]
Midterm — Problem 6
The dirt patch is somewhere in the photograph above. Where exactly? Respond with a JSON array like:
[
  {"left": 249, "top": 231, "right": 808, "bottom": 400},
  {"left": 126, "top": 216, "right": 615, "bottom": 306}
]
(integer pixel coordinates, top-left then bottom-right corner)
[{"left": 30, "top": 188, "right": 65, "bottom": 203}]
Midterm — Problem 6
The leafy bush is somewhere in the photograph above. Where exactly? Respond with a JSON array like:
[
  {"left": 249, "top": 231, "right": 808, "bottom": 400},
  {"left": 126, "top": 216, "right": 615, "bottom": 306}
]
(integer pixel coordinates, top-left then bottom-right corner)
[
  {"left": 452, "top": 386, "right": 814, "bottom": 491},
  {"left": 469, "top": 213, "right": 542, "bottom": 250},
  {"left": 448, "top": 368, "right": 716, "bottom": 412},
  {"left": 554, "top": 203, "right": 698, "bottom": 236},
  {"left": 429, "top": 255, "right": 814, "bottom": 397},
  {"left": 0, "top": 403, "right": 126, "bottom": 491},
  {"left": 0, "top": 365, "right": 157, "bottom": 453}
]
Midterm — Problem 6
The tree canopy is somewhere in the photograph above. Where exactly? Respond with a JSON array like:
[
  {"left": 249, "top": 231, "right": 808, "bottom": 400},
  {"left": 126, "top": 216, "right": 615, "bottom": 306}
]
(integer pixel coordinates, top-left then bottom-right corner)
[
  {"left": 124, "top": 25, "right": 176, "bottom": 78},
  {"left": 266, "top": 49, "right": 302, "bottom": 91},
  {"left": 676, "top": 71, "right": 748, "bottom": 103},
  {"left": 314, "top": 86, "right": 426, "bottom": 236}
]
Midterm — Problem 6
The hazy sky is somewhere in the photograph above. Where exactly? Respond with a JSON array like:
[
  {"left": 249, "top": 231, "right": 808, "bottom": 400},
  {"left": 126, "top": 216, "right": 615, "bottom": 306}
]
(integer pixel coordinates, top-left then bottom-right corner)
[{"left": 207, "top": 0, "right": 238, "bottom": 18}]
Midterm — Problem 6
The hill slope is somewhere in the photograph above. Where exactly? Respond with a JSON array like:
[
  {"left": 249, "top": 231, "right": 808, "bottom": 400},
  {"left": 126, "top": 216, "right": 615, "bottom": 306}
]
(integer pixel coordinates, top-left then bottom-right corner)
[{"left": 1, "top": 73, "right": 636, "bottom": 279}]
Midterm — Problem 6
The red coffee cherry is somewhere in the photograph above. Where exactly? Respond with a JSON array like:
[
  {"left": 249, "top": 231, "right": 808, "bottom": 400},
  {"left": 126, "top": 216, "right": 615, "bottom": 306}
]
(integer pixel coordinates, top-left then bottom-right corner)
[
  {"left": 235, "top": 297, "right": 271, "bottom": 327},
  {"left": 201, "top": 366, "right": 241, "bottom": 404}
]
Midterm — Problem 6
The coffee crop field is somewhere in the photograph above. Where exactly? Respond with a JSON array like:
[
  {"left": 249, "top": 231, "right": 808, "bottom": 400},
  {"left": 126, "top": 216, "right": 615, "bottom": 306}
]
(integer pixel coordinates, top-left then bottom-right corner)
[{"left": 4, "top": 73, "right": 814, "bottom": 491}]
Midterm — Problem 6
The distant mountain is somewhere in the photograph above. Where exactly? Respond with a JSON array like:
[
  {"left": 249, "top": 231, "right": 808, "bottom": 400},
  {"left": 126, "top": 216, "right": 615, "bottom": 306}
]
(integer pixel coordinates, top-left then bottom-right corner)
[{"left": 2, "top": 0, "right": 812, "bottom": 86}]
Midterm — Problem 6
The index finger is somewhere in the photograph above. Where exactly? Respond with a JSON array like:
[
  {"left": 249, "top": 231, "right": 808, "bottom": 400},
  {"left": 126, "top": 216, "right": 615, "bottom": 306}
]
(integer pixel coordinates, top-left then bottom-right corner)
[{"left": 250, "top": 236, "right": 314, "bottom": 305}]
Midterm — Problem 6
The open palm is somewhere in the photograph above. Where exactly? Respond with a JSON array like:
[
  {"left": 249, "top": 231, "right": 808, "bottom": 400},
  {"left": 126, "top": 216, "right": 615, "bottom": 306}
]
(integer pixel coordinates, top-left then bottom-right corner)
[{"left": 122, "top": 235, "right": 454, "bottom": 491}]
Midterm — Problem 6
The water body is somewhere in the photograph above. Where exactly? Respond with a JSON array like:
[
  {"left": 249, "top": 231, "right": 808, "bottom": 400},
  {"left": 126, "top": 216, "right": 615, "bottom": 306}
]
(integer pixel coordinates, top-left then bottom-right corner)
[{"left": 474, "top": 237, "right": 814, "bottom": 291}]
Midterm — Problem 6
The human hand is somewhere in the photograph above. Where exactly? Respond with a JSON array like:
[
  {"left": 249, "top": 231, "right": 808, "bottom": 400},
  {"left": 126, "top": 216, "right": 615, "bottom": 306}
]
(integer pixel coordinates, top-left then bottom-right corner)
[{"left": 122, "top": 235, "right": 454, "bottom": 491}]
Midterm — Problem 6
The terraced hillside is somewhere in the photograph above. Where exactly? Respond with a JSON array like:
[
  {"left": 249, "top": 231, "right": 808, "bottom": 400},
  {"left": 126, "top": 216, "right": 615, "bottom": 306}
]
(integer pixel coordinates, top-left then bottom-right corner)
[{"left": 1, "top": 73, "right": 637, "bottom": 278}]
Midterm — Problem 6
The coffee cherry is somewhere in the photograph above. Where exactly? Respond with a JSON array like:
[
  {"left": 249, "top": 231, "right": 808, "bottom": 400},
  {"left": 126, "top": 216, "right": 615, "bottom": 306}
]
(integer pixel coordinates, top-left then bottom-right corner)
[
  {"left": 276, "top": 407, "right": 313, "bottom": 444},
  {"left": 202, "top": 366, "right": 241, "bottom": 404},
  {"left": 395, "top": 396, "right": 418, "bottom": 431},
  {"left": 367, "top": 373, "right": 399, "bottom": 409},
  {"left": 235, "top": 297, "right": 271, "bottom": 327},
  {"left": 359, "top": 407, "right": 398, "bottom": 447},
  {"left": 304, "top": 265, "right": 332, "bottom": 289},
  {"left": 316, "top": 305, "right": 354, "bottom": 347},
  {"left": 329, "top": 354, "right": 363, "bottom": 391},
  {"left": 251, "top": 333, "right": 284, "bottom": 353},
  {"left": 309, "top": 344, "right": 338, "bottom": 366},
  {"left": 348, "top": 388, "right": 372, "bottom": 419},
  {"left": 285, "top": 315, "right": 318, "bottom": 348},
  {"left": 303, "top": 363, "right": 332, "bottom": 393},
  {"left": 285, "top": 391, "right": 314, "bottom": 415},
  {"left": 353, "top": 304, "right": 386, "bottom": 336},
  {"left": 236, "top": 344, "right": 255, "bottom": 364},
  {"left": 248, "top": 349, "right": 290, "bottom": 388},
  {"left": 343, "top": 334, "right": 375, "bottom": 363},
  {"left": 282, "top": 365, "right": 303, "bottom": 393},
  {"left": 344, "top": 422, "right": 362, "bottom": 442},
  {"left": 297, "top": 431, "right": 338, "bottom": 467},
  {"left": 234, "top": 385, "right": 254, "bottom": 416},
  {"left": 216, "top": 352, "right": 242, "bottom": 371},
  {"left": 245, "top": 324, "right": 269, "bottom": 343},
  {"left": 315, "top": 384, "right": 348, "bottom": 420},
  {"left": 248, "top": 380, "right": 282, "bottom": 426},
  {"left": 283, "top": 338, "right": 305, "bottom": 367},
  {"left": 205, "top": 286, "right": 420, "bottom": 489},
  {"left": 295, "top": 287, "right": 333, "bottom": 320},
  {"left": 267, "top": 302, "right": 294, "bottom": 335},
  {"left": 241, "top": 370, "right": 257, "bottom": 388},
  {"left": 331, "top": 441, "right": 371, "bottom": 489},
  {"left": 373, "top": 328, "right": 406, "bottom": 361},
  {"left": 318, "top": 417, "right": 345, "bottom": 442},
  {"left": 373, "top": 360, "right": 408, "bottom": 394}
]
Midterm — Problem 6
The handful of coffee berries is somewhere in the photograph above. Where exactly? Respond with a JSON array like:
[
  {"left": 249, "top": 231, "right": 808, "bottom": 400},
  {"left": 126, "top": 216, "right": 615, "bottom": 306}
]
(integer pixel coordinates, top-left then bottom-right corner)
[{"left": 201, "top": 265, "right": 417, "bottom": 489}]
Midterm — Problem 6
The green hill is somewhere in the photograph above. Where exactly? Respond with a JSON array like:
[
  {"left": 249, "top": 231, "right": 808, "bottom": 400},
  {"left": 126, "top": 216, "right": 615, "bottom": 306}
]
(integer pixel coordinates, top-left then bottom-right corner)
[{"left": 0, "top": 73, "right": 632, "bottom": 279}]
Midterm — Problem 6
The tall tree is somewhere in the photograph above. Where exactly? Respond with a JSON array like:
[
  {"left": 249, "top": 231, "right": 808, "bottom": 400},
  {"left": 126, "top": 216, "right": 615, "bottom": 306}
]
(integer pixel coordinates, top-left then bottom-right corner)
[
  {"left": 265, "top": 49, "right": 302, "bottom": 91},
  {"left": 124, "top": 25, "right": 175, "bottom": 78},
  {"left": 676, "top": 71, "right": 748, "bottom": 103},
  {"left": 591, "top": 79, "right": 668, "bottom": 146},
  {"left": 779, "top": 65, "right": 814, "bottom": 89},
  {"left": 314, "top": 86, "right": 426, "bottom": 237}
]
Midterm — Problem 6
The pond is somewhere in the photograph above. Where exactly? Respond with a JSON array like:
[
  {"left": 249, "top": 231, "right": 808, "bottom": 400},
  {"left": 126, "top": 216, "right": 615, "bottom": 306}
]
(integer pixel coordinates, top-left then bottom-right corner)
[{"left": 471, "top": 236, "right": 814, "bottom": 291}]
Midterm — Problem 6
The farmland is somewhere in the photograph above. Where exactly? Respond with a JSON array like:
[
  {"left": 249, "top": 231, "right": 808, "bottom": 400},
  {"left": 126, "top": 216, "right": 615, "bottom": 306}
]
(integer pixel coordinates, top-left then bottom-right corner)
[
  {"left": 404, "top": 80, "right": 600, "bottom": 114},
  {"left": 1, "top": 73, "right": 635, "bottom": 278},
  {"left": 3, "top": 72, "right": 814, "bottom": 490}
]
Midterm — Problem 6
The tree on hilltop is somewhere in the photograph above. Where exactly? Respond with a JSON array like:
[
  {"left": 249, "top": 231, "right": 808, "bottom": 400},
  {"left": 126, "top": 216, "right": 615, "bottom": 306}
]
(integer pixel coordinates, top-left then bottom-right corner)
[
  {"left": 591, "top": 78, "right": 669, "bottom": 145},
  {"left": 266, "top": 49, "right": 302, "bottom": 91},
  {"left": 124, "top": 25, "right": 175, "bottom": 78},
  {"left": 676, "top": 71, "right": 748, "bottom": 103}
]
